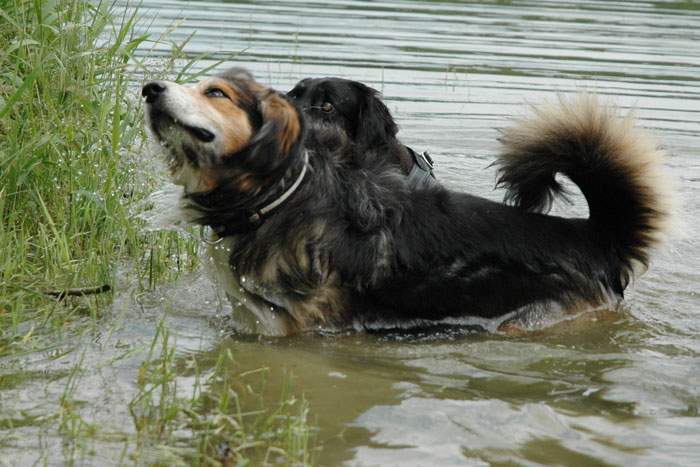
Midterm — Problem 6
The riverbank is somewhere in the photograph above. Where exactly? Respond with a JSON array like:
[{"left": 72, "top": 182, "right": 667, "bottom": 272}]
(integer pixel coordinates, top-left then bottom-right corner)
[{"left": 0, "top": 1, "right": 314, "bottom": 464}]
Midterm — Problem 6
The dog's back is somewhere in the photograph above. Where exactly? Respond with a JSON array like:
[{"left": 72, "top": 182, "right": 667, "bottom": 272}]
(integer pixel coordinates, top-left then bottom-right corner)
[{"left": 354, "top": 95, "right": 673, "bottom": 330}]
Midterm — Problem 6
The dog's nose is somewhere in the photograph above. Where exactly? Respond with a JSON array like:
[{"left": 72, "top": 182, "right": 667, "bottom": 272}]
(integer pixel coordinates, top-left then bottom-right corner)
[{"left": 142, "top": 81, "right": 166, "bottom": 103}]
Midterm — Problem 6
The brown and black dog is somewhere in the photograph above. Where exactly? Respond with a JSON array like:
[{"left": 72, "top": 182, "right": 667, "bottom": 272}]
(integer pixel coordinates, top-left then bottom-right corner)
[{"left": 142, "top": 67, "right": 672, "bottom": 335}]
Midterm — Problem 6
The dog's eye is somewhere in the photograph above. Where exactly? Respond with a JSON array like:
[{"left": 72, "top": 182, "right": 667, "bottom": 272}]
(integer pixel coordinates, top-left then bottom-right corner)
[
  {"left": 205, "top": 88, "right": 227, "bottom": 98},
  {"left": 322, "top": 102, "right": 333, "bottom": 113}
]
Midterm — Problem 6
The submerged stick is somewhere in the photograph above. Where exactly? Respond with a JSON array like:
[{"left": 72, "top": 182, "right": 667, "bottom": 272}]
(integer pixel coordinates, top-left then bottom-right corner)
[{"left": 44, "top": 284, "right": 111, "bottom": 300}]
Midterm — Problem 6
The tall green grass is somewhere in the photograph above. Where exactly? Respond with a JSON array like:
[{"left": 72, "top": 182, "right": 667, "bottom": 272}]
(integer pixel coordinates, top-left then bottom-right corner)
[
  {"left": 0, "top": 0, "right": 192, "bottom": 346},
  {"left": 0, "top": 0, "right": 315, "bottom": 463}
]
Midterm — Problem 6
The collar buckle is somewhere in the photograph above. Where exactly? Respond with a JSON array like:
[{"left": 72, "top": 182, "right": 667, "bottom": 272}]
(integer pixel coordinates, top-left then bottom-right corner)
[{"left": 248, "top": 211, "right": 262, "bottom": 225}]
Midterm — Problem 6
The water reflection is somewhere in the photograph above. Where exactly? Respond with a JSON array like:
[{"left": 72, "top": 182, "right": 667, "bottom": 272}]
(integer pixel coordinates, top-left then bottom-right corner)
[
  {"left": 122, "top": 0, "right": 700, "bottom": 463},
  {"left": 161, "top": 288, "right": 691, "bottom": 465},
  {"left": 7, "top": 0, "right": 694, "bottom": 464}
]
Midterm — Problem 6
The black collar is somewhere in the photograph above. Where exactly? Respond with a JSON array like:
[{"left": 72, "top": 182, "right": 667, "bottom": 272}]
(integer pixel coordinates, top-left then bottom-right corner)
[{"left": 209, "top": 150, "right": 309, "bottom": 237}]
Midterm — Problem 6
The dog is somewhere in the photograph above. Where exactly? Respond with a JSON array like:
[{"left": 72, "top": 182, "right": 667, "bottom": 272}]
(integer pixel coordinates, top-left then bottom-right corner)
[
  {"left": 142, "top": 67, "right": 672, "bottom": 336},
  {"left": 287, "top": 77, "right": 437, "bottom": 189}
]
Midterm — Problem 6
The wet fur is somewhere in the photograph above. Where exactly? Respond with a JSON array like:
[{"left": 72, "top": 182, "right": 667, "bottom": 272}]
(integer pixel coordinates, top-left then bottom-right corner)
[
  {"left": 143, "top": 71, "right": 672, "bottom": 335},
  {"left": 287, "top": 77, "right": 417, "bottom": 175}
]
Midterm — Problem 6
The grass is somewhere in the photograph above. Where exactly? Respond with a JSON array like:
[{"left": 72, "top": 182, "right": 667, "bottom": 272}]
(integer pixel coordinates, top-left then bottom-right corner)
[
  {"left": 0, "top": 0, "right": 315, "bottom": 464},
  {"left": 0, "top": 0, "right": 187, "bottom": 345},
  {"left": 129, "top": 323, "right": 314, "bottom": 465}
]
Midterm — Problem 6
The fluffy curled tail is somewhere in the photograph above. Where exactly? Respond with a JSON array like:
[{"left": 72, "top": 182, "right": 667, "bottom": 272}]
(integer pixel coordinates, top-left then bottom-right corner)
[{"left": 496, "top": 94, "right": 673, "bottom": 279}]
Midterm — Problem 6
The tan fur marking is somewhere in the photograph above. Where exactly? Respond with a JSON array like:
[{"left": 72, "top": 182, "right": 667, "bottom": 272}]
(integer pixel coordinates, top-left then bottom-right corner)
[
  {"left": 259, "top": 252, "right": 281, "bottom": 285},
  {"left": 188, "top": 80, "right": 253, "bottom": 155},
  {"left": 238, "top": 173, "right": 261, "bottom": 193},
  {"left": 287, "top": 272, "right": 346, "bottom": 327},
  {"left": 259, "top": 91, "right": 301, "bottom": 155},
  {"left": 198, "top": 168, "right": 219, "bottom": 193}
]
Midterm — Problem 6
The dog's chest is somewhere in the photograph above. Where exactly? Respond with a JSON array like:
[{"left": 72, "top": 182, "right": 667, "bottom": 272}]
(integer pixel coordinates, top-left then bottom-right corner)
[{"left": 206, "top": 237, "right": 293, "bottom": 335}]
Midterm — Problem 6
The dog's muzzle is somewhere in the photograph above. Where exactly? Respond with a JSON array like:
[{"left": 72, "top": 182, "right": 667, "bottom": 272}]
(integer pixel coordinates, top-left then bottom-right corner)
[{"left": 141, "top": 81, "right": 216, "bottom": 143}]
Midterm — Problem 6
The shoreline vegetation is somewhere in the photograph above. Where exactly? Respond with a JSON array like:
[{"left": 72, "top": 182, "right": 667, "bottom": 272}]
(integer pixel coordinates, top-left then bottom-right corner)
[{"left": 0, "top": 0, "right": 315, "bottom": 464}]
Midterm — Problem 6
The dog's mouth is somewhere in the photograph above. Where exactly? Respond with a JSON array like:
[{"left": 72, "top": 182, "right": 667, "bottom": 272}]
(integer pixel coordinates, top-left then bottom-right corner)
[
  {"left": 182, "top": 124, "right": 215, "bottom": 143},
  {"left": 146, "top": 108, "right": 219, "bottom": 177},
  {"left": 147, "top": 107, "right": 216, "bottom": 144}
]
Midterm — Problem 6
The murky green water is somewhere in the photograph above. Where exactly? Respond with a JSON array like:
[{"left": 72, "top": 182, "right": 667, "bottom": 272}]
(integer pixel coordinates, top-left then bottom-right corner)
[{"left": 4, "top": 0, "right": 700, "bottom": 465}]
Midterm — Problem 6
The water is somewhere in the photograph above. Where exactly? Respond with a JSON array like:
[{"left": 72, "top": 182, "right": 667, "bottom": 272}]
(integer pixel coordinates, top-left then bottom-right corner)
[{"left": 5, "top": 0, "right": 700, "bottom": 465}]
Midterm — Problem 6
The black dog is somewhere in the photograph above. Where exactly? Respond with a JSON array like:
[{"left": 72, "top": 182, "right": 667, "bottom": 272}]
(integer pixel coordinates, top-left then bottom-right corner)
[
  {"left": 142, "top": 68, "right": 672, "bottom": 335},
  {"left": 288, "top": 77, "right": 436, "bottom": 189}
]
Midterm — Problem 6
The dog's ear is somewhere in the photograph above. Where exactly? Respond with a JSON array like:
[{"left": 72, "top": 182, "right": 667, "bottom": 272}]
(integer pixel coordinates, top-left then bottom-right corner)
[
  {"left": 216, "top": 67, "right": 255, "bottom": 82},
  {"left": 352, "top": 82, "right": 398, "bottom": 148},
  {"left": 234, "top": 90, "right": 303, "bottom": 174},
  {"left": 286, "top": 78, "right": 310, "bottom": 99},
  {"left": 259, "top": 90, "right": 302, "bottom": 156}
]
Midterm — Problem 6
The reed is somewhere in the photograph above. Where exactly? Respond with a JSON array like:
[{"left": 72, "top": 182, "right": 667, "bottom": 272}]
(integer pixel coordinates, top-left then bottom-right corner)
[
  {"left": 0, "top": 0, "right": 167, "bottom": 342},
  {"left": 0, "top": 1, "right": 314, "bottom": 463}
]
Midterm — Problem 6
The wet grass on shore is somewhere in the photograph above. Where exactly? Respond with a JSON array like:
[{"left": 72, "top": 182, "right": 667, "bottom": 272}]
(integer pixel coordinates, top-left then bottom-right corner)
[{"left": 0, "top": 0, "right": 315, "bottom": 463}]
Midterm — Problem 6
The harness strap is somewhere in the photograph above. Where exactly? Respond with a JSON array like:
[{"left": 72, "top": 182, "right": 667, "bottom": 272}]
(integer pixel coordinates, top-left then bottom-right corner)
[{"left": 406, "top": 146, "right": 438, "bottom": 189}]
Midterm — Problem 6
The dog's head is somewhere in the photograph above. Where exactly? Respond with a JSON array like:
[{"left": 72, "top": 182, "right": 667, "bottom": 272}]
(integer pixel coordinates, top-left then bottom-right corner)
[
  {"left": 287, "top": 77, "right": 398, "bottom": 150},
  {"left": 143, "top": 67, "right": 302, "bottom": 196}
]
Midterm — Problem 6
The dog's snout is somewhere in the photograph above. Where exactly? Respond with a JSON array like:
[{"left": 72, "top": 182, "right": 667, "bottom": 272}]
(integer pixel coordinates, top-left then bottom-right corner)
[{"left": 142, "top": 81, "right": 166, "bottom": 103}]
